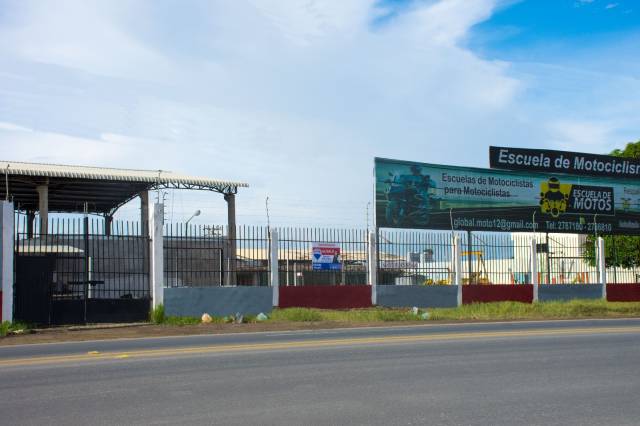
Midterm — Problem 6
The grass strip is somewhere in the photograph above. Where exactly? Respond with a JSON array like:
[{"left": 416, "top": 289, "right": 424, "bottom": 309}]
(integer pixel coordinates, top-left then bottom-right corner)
[
  {"left": 269, "top": 307, "right": 418, "bottom": 322},
  {"left": 270, "top": 300, "right": 640, "bottom": 323},
  {"left": 429, "top": 299, "right": 640, "bottom": 321},
  {"left": 144, "top": 300, "right": 640, "bottom": 327}
]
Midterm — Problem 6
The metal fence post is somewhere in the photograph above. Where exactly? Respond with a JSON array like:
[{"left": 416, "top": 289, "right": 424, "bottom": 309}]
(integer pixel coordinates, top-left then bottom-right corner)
[
  {"left": 1, "top": 201, "right": 14, "bottom": 322},
  {"left": 150, "top": 203, "right": 164, "bottom": 309},
  {"left": 453, "top": 235, "right": 462, "bottom": 307},
  {"left": 83, "top": 211, "right": 89, "bottom": 323},
  {"left": 368, "top": 231, "right": 377, "bottom": 305},
  {"left": 598, "top": 237, "right": 607, "bottom": 300},
  {"left": 530, "top": 237, "right": 538, "bottom": 302},
  {"left": 270, "top": 229, "right": 279, "bottom": 307}
]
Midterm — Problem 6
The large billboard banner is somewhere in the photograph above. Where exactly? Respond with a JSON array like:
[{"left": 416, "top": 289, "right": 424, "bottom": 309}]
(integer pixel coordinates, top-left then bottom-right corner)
[{"left": 375, "top": 157, "right": 640, "bottom": 234}]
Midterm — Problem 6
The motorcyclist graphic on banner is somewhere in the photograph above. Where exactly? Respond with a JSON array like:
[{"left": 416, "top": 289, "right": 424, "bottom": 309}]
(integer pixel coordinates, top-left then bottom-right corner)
[
  {"left": 540, "top": 177, "right": 571, "bottom": 218},
  {"left": 385, "top": 164, "right": 438, "bottom": 227}
]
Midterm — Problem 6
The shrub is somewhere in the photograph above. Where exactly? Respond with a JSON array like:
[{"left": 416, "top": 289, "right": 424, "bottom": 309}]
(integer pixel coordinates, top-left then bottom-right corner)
[
  {"left": 150, "top": 304, "right": 165, "bottom": 324},
  {"left": 0, "top": 321, "right": 10, "bottom": 337}
]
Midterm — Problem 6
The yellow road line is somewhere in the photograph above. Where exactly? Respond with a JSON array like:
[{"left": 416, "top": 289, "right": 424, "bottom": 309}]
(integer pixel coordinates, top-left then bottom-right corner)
[{"left": 1, "top": 326, "right": 638, "bottom": 368}]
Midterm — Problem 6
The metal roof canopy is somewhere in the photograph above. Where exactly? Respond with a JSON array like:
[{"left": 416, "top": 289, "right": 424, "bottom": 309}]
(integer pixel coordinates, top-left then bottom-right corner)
[{"left": 1, "top": 160, "right": 249, "bottom": 215}]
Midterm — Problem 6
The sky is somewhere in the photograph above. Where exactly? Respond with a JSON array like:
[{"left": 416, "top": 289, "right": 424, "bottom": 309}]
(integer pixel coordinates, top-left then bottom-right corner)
[{"left": 0, "top": 0, "right": 638, "bottom": 227}]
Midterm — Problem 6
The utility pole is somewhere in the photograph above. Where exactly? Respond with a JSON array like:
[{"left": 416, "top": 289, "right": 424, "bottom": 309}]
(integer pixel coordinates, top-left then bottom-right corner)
[{"left": 366, "top": 202, "right": 371, "bottom": 234}]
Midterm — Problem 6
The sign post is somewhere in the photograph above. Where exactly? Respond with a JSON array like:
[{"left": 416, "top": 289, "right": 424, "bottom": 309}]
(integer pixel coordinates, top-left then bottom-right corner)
[
  {"left": 530, "top": 238, "right": 538, "bottom": 302},
  {"left": 453, "top": 235, "right": 462, "bottom": 307},
  {"left": 598, "top": 237, "right": 607, "bottom": 300},
  {"left": 368, "top": 231, "right": 377, "bottom": 305}
]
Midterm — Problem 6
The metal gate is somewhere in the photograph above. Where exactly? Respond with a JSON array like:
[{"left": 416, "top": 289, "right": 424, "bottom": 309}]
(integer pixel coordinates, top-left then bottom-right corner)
[{"left": 14, "top": 216, "right": 151, "bottom": 325}]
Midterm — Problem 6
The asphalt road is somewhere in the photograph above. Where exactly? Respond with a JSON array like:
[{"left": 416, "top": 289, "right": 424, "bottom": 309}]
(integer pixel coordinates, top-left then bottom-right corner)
[{"left": 0, "top": 319, "right": 639, "bottom": 425}]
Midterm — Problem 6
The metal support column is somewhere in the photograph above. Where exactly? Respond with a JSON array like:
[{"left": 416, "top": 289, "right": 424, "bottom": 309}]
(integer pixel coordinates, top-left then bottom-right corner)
[
  {"left": 225, "top": 193, "right": 237, "bottom": 286},
  {"left": 26, "top": 210, "right": 35, "bottom": 239},
  {"left": 36, "top": 182, "right": 49, "bottom": 235},
  {"left": 83, "top": 208, "right": 89, "bottom": 323},
  {"left": 104, "top": 215, "right": 113, "bottom": 237},
  {"left": 140, "top": 191, "right": 149, "bottom": 237}
]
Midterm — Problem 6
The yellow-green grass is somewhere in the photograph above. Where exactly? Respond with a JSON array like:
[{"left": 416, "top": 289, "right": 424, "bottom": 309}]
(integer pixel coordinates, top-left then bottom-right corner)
[
  {"left": 428, "top": 299, "right": 640, "bottom": 321},
  {"left": 268, "top": 307, "right": 418, "bottom": 323},
  {"left": 271, "top": 300, "right": 640, "bottom": 323},
  {"left": 146, "top": 300, "right": 640, "bottom": 327},
  {"left": 0, "top": 321, "right": 31, "bottom": 337}
]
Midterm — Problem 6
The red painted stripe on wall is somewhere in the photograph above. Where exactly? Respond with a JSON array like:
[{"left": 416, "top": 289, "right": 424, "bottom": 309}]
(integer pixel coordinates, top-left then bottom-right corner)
[
  {"left": 279, "top": 285, "right": 372, "bottom": 309},
  {"left": 606, "top": 284, "right": 640, "bottom": 302},
  {"left": 462, "top": 285, "right": 533, "bottom": 305}
]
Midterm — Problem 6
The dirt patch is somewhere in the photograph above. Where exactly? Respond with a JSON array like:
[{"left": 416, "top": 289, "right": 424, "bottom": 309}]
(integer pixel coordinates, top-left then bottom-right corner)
[{"left": 0, "top": 321, "right": 428, "bottom": 346}]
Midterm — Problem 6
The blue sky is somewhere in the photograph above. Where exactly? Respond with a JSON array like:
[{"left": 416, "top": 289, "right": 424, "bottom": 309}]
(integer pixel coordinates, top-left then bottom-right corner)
[
  {"left": 0, "top": 0, "right": 638, "bottom": 226},
  {"left": 474, "top": 0, "right": 637, "bottom": 45},
  {"left": 471, "top": 0, "right": 639, "bottom": 67}
]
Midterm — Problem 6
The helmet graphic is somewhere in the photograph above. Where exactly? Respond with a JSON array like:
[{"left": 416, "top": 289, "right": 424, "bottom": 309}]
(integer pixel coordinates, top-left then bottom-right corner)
[{"left": 540, "top": 177, "right": 570, "bottom": 218}]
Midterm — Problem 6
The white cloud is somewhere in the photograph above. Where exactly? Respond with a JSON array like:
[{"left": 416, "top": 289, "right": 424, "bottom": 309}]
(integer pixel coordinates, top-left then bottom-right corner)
[
  {"left": 546, "top": 120, "right": 617, "bottom": 153},
  {"left": 0, "top": 125, "right": 146, "bottom": 166},
  {"left": 249, "top": 0, "right": 372, "bottom": 46},
  {"left": 605, "top": 3, "right": 619, "bottom": 9},
  {"left": 0, "top": 1, "right": 171, "bottom": 80},
  {"left": 0, "top": 121, "right": 33, "bottom": 133}
]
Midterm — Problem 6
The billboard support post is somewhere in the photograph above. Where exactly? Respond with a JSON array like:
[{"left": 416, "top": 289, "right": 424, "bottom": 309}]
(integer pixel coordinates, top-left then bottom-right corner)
[
  {"left": 368, "top": 231, "right": 377, "bottom": 305},
  {"left": 598, "top": 237, "right": 607, "bottom": 300},
  {"left": 466, "top": 231, "right": 473, "bottom": 284},
  {"left": 530, "top": 238, "right": 538, "bottom": 302},
  {"left": 545, "top": 233, "right": 551, "bottom": 284},
  {"left": 453, "top": 235, "right": 462, "bottom": 306}
]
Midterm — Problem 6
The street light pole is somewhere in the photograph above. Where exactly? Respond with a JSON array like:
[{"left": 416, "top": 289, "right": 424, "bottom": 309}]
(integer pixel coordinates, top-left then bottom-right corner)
[{"left": 186, "top": 209, "right": 201, "bottom": 225}]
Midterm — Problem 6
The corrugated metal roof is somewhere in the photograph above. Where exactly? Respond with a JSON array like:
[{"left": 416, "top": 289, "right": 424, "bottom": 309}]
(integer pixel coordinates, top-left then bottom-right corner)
[{"left": 0, "top": 160, "right": 248, "bottom": 189}]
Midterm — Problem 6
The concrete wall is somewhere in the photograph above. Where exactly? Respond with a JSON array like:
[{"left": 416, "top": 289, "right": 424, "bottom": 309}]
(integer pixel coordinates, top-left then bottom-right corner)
[
  {"left": 607, "top": 284, "right": 640, "bottom": 302},
  {"left": 278, "top": 285, "right": 372, "bottom": 309},
  {"left": 538, "top": 284, "right": 601, "bottom": 302},
  {"left": 463, "top": 285, "right": 533, "bottom": 304},
  {"left": 165, "top": 287, "right": 272, "bottom": 317},
  {"left": 377, "top": 285, "right": 458, "bottom": 308}
]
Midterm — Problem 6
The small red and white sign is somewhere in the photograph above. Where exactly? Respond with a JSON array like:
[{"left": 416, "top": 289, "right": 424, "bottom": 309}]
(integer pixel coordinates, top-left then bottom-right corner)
[{"left": 311, "top": 243, "right": 342, "bottom": 270}]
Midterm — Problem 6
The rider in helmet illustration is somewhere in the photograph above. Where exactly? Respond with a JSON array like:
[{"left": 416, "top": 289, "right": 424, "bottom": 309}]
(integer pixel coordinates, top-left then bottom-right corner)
[
  {"left": 540, "top": 177, "right": 570, "bottom": 218},
  {"left": 385, "top": 164, "right": 437, "bottom": 226}
]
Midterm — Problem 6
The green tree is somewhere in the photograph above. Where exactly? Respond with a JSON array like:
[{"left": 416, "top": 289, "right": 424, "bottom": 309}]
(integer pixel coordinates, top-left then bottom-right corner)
[{"left": 584, "top": 140, "right": 640, "bottom": 267}]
